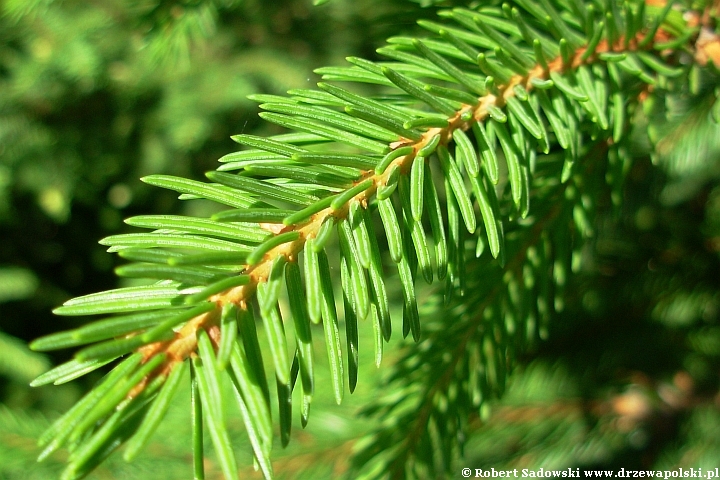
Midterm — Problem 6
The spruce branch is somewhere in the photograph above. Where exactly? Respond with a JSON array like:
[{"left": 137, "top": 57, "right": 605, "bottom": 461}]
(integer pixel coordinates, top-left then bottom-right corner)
[
  {"left": 27, "top": 0, "right": 720, "bottom": 478},
  {"left": 99, "top": 0, "right": 703, "bottom": 387}
]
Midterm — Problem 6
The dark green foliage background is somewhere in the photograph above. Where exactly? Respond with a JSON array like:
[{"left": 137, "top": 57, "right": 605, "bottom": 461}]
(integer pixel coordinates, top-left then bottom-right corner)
[{"left": 1, "top": 0, "right": 720, "bottom": 478}]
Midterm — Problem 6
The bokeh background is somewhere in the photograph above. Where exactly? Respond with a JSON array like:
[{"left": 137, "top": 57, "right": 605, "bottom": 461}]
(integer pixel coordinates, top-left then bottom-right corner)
[{"left": 1, "top": 0, "right": 720, "bottom": 478}]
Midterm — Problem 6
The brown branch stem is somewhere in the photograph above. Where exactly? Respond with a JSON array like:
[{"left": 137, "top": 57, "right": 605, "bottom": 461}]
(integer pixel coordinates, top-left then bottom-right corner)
[{"left": 134, "top": 7, "right": 706, "bottom": 395}]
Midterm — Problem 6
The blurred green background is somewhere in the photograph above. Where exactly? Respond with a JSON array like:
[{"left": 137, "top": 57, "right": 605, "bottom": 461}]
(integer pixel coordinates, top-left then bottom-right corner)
[{"left": 1, "top": 0, "right": 720, "bottom": 478}]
